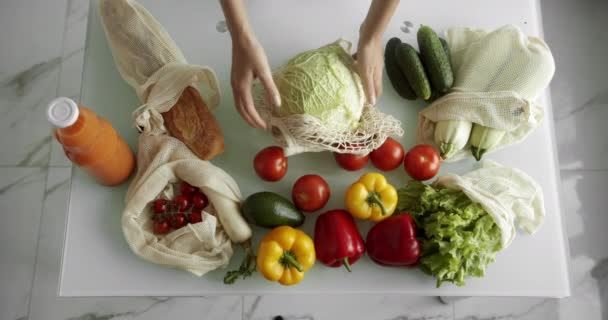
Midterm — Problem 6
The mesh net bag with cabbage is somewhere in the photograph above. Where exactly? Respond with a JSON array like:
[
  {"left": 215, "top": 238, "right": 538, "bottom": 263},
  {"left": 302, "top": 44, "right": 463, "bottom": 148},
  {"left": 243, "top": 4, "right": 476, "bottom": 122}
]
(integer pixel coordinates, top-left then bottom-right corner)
[{"left": 256, "top": 40, "right": 403, "bottom": 156}]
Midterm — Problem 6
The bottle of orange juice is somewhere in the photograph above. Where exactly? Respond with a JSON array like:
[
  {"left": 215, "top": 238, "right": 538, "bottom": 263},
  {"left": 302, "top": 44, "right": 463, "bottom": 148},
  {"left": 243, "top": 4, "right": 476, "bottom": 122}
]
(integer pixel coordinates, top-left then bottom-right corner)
[{"left": 47, "top": 97, "right": 135, "bottom": 186}]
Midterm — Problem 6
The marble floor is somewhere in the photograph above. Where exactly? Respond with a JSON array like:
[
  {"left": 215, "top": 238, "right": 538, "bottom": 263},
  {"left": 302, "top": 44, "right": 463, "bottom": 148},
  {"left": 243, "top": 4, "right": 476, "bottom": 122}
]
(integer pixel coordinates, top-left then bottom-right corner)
[{"left": 0, "top": 0, "right": 606, "bottom": 319}]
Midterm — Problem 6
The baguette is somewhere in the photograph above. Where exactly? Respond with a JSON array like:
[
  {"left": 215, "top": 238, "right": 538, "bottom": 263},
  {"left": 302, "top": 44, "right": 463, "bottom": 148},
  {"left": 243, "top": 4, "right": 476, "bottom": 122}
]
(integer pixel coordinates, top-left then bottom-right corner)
[{"left": 162, "top": 86, "right": 224, "bottom": 160}]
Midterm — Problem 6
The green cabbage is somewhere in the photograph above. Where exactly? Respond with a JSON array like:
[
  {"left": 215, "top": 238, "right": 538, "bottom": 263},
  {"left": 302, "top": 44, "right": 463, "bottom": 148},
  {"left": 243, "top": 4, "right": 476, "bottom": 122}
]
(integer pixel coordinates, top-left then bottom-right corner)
[
  {"left": 398, "top": 181, "right": 502, "bottom": 287},
  {"left": 273, "top": 42, "right": 365, "bottom": 130}
]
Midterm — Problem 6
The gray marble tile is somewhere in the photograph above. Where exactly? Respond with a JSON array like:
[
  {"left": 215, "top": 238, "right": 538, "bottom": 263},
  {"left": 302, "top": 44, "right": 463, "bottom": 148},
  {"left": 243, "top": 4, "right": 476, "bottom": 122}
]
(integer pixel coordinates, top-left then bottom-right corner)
[
  {"left": 50, "top": 0, "right": 90, "bottom": 167},
  {"left": 560, "top": 171, "right": 608, "bottom": 260},
  {"left": 454, "top": 297, "right": 559, "bottom": 320},
  {"left": 28, "top": 167, "right": 243, "bottom": 320},
  {"left": 541, "top": 0, "right": 608, "bottom": 171},
  {"left": 541, "top": 0, "right": 608, "bottom": 119},
  {"left": 558, "top": 171, "right": 608, "bottom": 320},
  {"left": 243, "top": 295, "right": 454, "bottom": 320},
  {"left": 0, "top": 0, "right": 67, "bottom": 166},
  {"left": 554, "top": 99, "right": 608, "bottom": 171},
  {"left": 0, "top": 167, "right": 47, "bottom": 320}
]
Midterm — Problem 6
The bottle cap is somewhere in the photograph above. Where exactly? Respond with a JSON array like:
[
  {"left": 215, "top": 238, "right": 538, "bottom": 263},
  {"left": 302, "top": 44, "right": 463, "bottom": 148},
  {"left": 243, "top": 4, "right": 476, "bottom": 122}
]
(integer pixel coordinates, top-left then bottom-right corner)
[{"left": 47, "top": 97, "right": 79, "bottom": 128}]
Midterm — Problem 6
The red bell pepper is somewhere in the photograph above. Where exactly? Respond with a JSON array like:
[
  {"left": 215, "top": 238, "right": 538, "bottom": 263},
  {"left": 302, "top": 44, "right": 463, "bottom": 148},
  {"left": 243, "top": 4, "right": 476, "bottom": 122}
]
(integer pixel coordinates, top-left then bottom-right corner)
[
  {"left": 314, "top": 209, "right": 365, "bottom": 272},
  {"left": 366, "top": 213, "right": 420, "bottom": 266}
]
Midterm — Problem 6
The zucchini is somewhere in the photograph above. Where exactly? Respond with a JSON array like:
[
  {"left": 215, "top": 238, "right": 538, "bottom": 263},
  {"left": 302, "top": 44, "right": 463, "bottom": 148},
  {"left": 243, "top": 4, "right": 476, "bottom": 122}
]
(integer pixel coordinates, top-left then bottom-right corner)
[
  {"left": 395, "top": 43, "right": 432, "bottom": 100},
  {"left": 434, "top": 120, "right": 472, "bottom": 160},
  {"left": 469, "top": 124, "right": 506, "bottom": 161},
  {"left": 384, "top": 38, "right": 417, "bottom": 100},
  {"left": 417, "top": 26, "right": 454, "bottom": 93}
]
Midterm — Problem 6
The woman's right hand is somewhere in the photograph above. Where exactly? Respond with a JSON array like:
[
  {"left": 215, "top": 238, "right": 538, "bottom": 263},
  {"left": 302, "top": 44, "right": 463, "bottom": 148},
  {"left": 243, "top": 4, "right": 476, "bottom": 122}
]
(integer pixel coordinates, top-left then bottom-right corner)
[{"left": 230, "top": 34, "right": 281, "bottom": 129}]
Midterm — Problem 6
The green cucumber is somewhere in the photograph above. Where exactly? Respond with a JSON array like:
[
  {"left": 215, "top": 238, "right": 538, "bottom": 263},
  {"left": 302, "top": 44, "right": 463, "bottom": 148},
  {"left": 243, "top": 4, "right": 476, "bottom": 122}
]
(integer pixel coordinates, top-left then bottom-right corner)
[
  {"left": 242, "top": 192, "right": 304, "bottom": 228},
  {"left": 395, "top": 43, "right": 432, "bottom": 100},
  {"left": 439, "top": 37, "right": 451, "bottom": 61},
  {"left": 417, "top": 26, "right": 454, "bottom": 93},
  {"left": 384, "top": 38, "right": 416, "bottom": 100}
]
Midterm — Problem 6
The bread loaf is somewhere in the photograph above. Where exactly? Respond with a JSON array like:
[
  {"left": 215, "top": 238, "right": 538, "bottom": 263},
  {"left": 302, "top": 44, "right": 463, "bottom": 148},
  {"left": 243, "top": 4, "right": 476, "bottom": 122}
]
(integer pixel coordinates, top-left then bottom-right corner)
[{"left": 162, "top": 86, "right": 224, "bottom": 160}]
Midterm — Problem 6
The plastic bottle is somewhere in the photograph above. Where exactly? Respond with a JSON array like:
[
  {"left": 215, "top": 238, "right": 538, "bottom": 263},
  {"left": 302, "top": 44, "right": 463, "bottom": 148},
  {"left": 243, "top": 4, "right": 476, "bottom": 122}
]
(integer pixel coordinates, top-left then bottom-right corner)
[{"left": 47, "top": 97, "right": 135, "bottom": 186}]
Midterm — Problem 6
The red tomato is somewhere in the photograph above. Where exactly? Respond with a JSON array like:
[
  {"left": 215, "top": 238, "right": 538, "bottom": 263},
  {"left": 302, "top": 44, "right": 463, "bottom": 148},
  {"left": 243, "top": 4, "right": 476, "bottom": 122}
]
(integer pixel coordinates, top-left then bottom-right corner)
[
  {"left": 152, "top": 218, "right": 170, "bottom": 234},
  {"left": 180, "top": 182, "right": 197, "bottom": 197},
  {"left": 292, "top": 174, "right": 331, "bottom": 212},
  {"left": 174, "top": 195, "right": 190, "bottom": 212},
  {"left": 404, "top": 144, "right": 441, "bottom": 181},
  {"left": 188, "top": 210, "right": 203, "bottom": 224},
  {"left": 253, "top": 146, "right": 287, "bottom": 181},
  {"left": 191, "top": 192, "right": 209, "bottom": 210},
  {"left": 152, "top": 199, "right": 168, "bottom": 214},
  {"left": 369, "top": 137, "right": 405, "bottom": 171},
  {"left": 333, "top": 152, "right": 369, "bottom": 171},
  {"left": 170, "top": 213, "right": 188, "bottom": 229}
]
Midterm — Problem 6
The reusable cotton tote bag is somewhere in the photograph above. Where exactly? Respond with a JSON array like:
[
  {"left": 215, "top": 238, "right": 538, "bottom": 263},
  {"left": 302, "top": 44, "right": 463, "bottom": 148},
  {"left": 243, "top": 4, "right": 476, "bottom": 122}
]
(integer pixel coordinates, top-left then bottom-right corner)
[{"left": 99, "top": 0, "right": 249, "bottom": 276}]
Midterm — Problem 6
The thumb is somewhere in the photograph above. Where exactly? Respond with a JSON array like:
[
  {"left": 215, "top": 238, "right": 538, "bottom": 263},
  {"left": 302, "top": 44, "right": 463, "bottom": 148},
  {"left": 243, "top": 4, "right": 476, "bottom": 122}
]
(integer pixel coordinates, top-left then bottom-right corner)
[
  {"left": 362, "top": 72, "right": 376, "bottom": 106},
  {"left": 259, "top": 73, "right": 281, "bottom": 108}
]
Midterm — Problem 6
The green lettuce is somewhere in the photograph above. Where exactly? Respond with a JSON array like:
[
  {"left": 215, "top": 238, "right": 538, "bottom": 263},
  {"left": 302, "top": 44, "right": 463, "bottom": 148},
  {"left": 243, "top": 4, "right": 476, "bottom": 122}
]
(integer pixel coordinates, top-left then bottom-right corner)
[{"left": 398, "top": 181, "right": 502, "bottom": 287}]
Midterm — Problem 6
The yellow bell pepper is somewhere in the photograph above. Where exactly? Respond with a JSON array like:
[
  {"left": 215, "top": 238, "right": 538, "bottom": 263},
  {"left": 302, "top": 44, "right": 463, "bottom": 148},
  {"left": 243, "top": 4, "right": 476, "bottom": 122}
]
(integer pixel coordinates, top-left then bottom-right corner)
[
  {"left": 345, "top": 172, "right": 398, "bottom": 222},
  {"left": 256, "top": 226, "right": 316, "bottom": 286}
]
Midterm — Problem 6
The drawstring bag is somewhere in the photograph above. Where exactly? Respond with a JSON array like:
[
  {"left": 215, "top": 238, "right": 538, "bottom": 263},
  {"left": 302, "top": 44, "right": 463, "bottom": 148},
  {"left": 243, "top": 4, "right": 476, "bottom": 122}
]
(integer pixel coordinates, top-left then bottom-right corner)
[
  {"left": 98, "top": 0, "right": 220, "bottom": 134},
  {"left": 99, "top": 0, "right": 249, "bottom": 276},
  {"left": 417, "top": 25, "right": 555, "bottom": 161},
  {"left": 434, "top": 160, "right": 545, "bottom": 247},
  {"left": 256, "top": 40, "right": 404, "bottom": 156}
]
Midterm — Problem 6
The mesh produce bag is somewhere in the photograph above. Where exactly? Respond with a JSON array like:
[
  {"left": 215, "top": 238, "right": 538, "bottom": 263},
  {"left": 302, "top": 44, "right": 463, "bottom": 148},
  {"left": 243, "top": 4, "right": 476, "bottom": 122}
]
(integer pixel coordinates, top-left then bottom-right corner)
[
  {"left": 434, "top": 160, "right": 545, "bottom": 247},
  {"left": 123, "top": 134, "right": 238, "bottom": 276},
  {"left": 99, "top": 0, "right": 248, "bottom": 276},
  {"left": 256, "top": 40, "right": 403, "bottom": 156},
  {"left": 417, "top": 25, "right": 555, "bottom": 161},
  {"left": 98, "top": 0, "right": 220, "bottom": 134}
]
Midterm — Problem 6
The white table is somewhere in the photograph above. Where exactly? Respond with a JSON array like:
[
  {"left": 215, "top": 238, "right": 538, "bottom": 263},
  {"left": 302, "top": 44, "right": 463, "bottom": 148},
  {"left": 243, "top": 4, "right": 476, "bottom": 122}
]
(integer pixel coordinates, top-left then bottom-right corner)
[{"left": 59, "top": 0, "right": 570, "bottom": 297}]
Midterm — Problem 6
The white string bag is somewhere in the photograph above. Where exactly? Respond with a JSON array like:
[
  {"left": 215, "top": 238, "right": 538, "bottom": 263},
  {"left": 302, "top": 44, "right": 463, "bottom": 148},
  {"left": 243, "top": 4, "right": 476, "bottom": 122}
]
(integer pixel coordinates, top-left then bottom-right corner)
[
  {"left": 256, "top": 40, "right": 403, "bottom": 156},
  {"left": 434, "top": 160, "right": 545, "bottom": 248},
  {"left": 417, "top": 25, "right": 555, "bottom": 161},
  {"left": 98, "top": 0, "right": 221, "bottom": 135},
  {"left": 99, "top": 0, "right": 241, "bottom": 276}
]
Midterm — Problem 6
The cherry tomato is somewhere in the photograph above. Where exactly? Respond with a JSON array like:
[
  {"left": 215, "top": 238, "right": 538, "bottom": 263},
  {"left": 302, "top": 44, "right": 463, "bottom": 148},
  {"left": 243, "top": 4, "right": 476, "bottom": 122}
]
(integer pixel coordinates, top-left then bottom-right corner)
[
  {"left": 191, "top": 192, "right": 209, "bottom": 210},
  {"left": 253, "top": 146, "right": 288, "bottom": 181},
  {"left": 369, "top": 137, "right": 405, "bottom": 171},
  {"left": 180, "top": 182, "right": 197, "bottom": 197},
  {"left": 404, "top": 144, "right": 441, "bottom": 181},
  {"left": 170, "top": 213, "right": 188, "bottom": 229},
  {"left": 152, "top": 218, "right": 170, "bottom": 234},
  {"left": 292, "top": 174, "right": 331, "bottom": 212},
  {"left": 333, "top": 152, "right": 369, "bottom": 171},
  {"left": 152, "top": 199, "right": 168, "bottom": 214},
  {"left": 188, "top": 210, "right": 203, "bottom": 224},
  {"left": 174, "top": 195, "right": 190, "bottom": 212}
]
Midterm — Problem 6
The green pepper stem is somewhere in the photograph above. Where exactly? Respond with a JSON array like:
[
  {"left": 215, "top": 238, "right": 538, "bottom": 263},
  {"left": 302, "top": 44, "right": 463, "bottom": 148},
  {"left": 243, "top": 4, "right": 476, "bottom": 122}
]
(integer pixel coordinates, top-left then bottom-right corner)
[
  {"left": 367, "top": 192, "right": 388, "bottom": 215},
  {"left": 342, "top": 258, "right": 352, "bottom": 272},
  {"left": 282, "top": 252, "right": 304, "bottom": 272}
]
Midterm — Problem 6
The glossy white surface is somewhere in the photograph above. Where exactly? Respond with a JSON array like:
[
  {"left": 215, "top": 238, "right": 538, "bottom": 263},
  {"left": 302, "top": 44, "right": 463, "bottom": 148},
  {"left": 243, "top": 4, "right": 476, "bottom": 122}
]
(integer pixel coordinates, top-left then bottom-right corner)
[
  {"left": 57, "top": 0, "right": 569, "bottom": 297},
  {"left": 1, "top": 0, "right": 606, "bottom": 318}
]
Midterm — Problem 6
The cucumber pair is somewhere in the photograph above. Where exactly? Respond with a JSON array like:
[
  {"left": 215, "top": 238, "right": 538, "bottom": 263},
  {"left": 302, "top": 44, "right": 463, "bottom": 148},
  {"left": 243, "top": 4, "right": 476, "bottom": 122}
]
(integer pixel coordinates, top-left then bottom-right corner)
[{"left": 385, "top": 26, "right": 454, "bottom": 101}]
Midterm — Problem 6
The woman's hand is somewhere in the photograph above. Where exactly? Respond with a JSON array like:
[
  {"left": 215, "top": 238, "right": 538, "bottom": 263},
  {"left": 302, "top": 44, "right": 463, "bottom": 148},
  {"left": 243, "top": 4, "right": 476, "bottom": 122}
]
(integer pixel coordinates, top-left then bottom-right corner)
[
  {"left": 220, "top": 0, "right": 281, "bottom": 129},
  {"left": 230, "top": 34, "right": 280, "bottom": 129},
  {"left": 356, "top": 0, "right": 400, "bottom": 106},
  {"left": 355, "top": 36, "right": 384, "bottom": 106}
]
